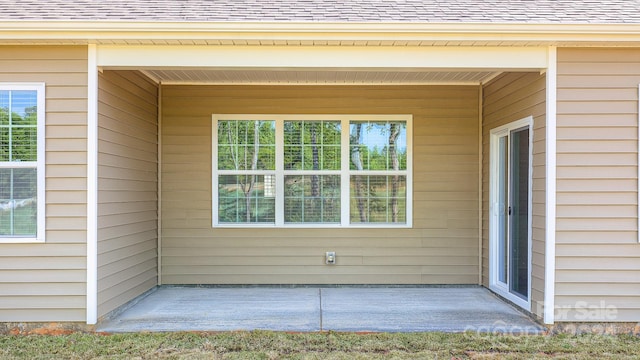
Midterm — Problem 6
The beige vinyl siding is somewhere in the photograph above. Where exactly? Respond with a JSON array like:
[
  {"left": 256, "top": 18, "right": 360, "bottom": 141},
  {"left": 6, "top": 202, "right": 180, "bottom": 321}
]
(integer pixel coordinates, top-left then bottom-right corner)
[
  {"left": 482, "top": 72, "right": 546, "bottom": 319},
  {"left": 161, "top": 85, "right": 480, "bottom": 284},
  {"left": 97, "top": 70, "right": 158, "bottom": 318},
  {"left": 556, "top": 48, "right": 640, "bottom": 322},
  {"left": 0, "top": 46, "right": 87, "bottom": 322}
]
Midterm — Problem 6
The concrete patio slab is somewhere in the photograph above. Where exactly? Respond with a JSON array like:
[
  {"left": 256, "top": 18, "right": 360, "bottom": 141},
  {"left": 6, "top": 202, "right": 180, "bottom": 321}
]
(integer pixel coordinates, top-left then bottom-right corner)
[
  {"left": 97, "top": 286, "right": 545, "bottom": 333},
  {"left": 98, "top": 287, "right": 321, "bottom": 332},
  {"left": 321, "top": 287, "right": 544, "bottom": 333}
]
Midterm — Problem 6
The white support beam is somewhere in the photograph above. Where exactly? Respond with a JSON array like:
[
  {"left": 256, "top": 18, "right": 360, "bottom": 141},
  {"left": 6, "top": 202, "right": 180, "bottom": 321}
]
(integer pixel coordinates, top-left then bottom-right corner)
[
  {"left": 86, "top": 44, "right": 99, "bottom": 325},
  {"left": 544, "top": 46, "right": 557, "bottom": 325},
  {"left": 97, "top": 45, "right": 548, "bottom": 70}
]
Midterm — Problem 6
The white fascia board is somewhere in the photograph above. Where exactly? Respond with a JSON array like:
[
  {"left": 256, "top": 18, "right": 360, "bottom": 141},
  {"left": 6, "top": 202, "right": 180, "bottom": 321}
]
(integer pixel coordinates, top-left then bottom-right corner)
[
  {"left": 2, "top": 21, "right": 640, "bottom": 42},
  {"left": 1, "top": 22, "right": 640, "bottom": 49},
  {"left": 96, "top": 45, "right": 548, "bottom": 70}
]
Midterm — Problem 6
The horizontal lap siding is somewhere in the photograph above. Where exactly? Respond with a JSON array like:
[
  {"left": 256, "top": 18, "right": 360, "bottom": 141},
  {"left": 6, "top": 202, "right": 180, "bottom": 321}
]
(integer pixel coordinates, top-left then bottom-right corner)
[
  {"left": 97, "top": 70, "right": 158, "bottom": 318},
  {"left": 161, "top": 85, "right": 480, "bottom": 284},
  {"left": 0, "top": 46, "right": 87, "bottom": 321},
  {"left": 556, "top": 48, "right": 640, "bottom": 322},
  {"left": 482, "top": 73, "right": 546, "bottom": 318}
]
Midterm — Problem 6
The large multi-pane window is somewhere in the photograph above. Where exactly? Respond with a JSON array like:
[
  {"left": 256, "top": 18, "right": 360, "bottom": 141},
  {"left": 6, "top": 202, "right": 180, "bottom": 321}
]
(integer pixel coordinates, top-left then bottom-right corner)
[
  {"left": 284, "top": 121, "right": 341, "bottom": 224},
  {"left": 0, "top": 83, "right": 45, "bottom": 242},
  {"left": 213, "top": 115, "right": 411, "bottom": 227}
]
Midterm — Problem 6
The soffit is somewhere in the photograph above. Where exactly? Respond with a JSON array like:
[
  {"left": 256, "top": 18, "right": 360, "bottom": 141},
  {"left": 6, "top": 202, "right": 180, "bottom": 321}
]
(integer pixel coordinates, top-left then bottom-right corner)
[
  {"left": 100, "top": 44, "right": 545, "bottom": 85},
  {"left": 141, "top": 69, "right": 500, "bottom": 85}
]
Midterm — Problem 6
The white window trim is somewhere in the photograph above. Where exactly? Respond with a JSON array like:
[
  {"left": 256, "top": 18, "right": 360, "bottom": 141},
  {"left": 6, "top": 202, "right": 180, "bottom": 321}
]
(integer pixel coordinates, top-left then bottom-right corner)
[
  {"left": 212, "top": 114, "right": 413, "bottom": 228},
  {"left": 0, "top": 83, "right": 46, "bottom": 243}
]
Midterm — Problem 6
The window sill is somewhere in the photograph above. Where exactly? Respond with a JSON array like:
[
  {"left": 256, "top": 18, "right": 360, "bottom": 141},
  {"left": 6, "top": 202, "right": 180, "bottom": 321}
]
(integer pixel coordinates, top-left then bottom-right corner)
[
  {"left": 212, "top": 223, "right": 412, "bottom": 229},
  {"left": 0, "top": 237, "right": 45, "bottom": 244}
]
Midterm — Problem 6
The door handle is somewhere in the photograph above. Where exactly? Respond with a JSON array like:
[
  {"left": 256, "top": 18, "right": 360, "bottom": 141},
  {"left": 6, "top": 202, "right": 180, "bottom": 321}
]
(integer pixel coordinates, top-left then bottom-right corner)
[{"left": 508, "top": 206, "right": 512, "bottom": 216}]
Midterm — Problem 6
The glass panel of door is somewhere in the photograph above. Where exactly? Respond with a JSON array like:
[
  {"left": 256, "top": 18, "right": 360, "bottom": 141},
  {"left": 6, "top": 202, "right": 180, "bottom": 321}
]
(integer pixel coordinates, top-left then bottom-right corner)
[{"left": 496, "top": 126, "right": 529, "bottom": 300}]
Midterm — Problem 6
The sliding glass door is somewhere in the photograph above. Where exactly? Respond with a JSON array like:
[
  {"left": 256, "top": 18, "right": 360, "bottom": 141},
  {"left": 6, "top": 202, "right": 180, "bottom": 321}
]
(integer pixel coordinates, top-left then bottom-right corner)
[{"left": 490, "top": 118, "right": 532, "bottom": 309}]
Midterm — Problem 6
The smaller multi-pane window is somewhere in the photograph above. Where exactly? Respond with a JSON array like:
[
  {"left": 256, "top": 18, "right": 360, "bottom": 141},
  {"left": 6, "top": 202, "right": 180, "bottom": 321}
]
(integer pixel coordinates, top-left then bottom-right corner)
[
  {"left": 212, "top": 115, "right": 412, "bottom": 228},
  {"left": 349, "top": 121, "right": 407, "bottom": 224},
  {"left": 0, "top": 83, "right": 45, "bottom": 242}
]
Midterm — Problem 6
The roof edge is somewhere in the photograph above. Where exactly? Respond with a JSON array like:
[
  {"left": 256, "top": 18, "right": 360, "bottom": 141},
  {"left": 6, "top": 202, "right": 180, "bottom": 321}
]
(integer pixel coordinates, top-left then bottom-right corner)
[
  {"left": 2, "top": 20, "right": 640, "bottom": 32},
  {"left": 1, "top": 21, "right": 640, "bottom": 44}
]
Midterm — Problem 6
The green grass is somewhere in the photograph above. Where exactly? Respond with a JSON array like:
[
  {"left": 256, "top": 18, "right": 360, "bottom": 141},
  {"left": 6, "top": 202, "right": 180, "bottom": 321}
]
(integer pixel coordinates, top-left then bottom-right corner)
[{"left": 1, "top": 331, "right": 639, "bottom": 359}]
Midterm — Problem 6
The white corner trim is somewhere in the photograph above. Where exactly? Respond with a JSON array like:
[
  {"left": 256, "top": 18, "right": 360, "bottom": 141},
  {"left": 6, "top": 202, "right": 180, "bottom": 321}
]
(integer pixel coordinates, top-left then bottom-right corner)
[
  {"left": 478, "top": 86, "right": 483, "bottom": 286},
  {"left": 157, "top": 84, "right": 163, "bottom": 285},
  {"left": 638, "top": 84, "right": 640, "bottom": 244},
  {"left": 86, "top": 44, "right": 99, "bottom": 325},
  {"left": 36, "top": 83, "right": 46, "bottom": 243},
  {"left": 544, "top": 46, "right": 557, "bottom": 325}
]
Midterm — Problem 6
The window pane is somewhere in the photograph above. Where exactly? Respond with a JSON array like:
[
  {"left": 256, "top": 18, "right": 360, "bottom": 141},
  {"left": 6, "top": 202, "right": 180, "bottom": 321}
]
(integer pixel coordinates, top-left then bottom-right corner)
[
  {"left": 217, "top": 120, "right": 276, "bottom": 170},
  {"left": 218, "top": 175, "right": 275, "bottom": 223},
  {"left": 0, "top": 127, "right": 8, "bottom": 162},
  {"left": 284, "top": 121, "right": 341, "bottom": 170},
  {"left": 0, "top": 90, "right": 8, "bottom": 126},
  {"left": 11, "top": 126, "right": 37, "bottom": 161},
  {"left": 11, "top": 91, "right": 38, "bottom": 125},
  {"left": 350, "top": 175, "right": 406, "bottom": 224},
  {"left": 0, "top": 90, "right": 38, "bottom": 162},
  {"left": 0, "top": 168, "right": 37, "bottom": 237},
  {"left": 350, "top": 121, "right": 407, "bottom": 171},
  {"left": 284, "top": 175, "right": 340, "bottom": 223}
]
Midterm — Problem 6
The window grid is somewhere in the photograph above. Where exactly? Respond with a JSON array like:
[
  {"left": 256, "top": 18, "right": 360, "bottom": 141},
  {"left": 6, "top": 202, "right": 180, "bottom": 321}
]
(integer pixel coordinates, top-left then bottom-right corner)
[
  {"left": 212, "top": 114, "right": 412, "bottom": 228},
  {"left": 284, "top": 174, "right": 341, "bottom": 224},
  {"left": 350, "top": 175, "right": 407, "bottom": 224},
  {"left": 283, "top": 120, "right": 341, "bottom": 224}
]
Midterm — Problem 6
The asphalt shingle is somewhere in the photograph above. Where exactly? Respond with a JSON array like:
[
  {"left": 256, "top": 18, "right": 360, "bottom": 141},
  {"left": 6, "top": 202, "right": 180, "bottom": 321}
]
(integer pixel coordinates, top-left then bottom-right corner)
[{"left": 0, "top": 0, "right": 638, "bottom": 23}]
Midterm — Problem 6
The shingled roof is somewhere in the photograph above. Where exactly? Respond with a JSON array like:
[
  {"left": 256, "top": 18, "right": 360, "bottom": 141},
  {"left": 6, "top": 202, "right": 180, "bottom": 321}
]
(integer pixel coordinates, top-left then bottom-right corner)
[{"left": 0, "top": 0, "right": 639, "bottom": 23}]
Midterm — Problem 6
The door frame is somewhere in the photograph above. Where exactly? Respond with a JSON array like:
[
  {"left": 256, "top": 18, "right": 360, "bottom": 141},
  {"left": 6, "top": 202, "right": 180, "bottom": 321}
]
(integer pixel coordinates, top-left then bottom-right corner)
[{"left": 489, "top": 116, "right": 533, "bottom": 311}]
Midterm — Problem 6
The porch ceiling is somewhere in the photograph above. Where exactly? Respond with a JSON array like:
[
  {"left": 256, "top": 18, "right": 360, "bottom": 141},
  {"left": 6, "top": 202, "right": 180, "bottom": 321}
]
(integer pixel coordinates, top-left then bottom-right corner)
[{"left": 141, "top": 68, "right": 501, "bottom": 85}]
